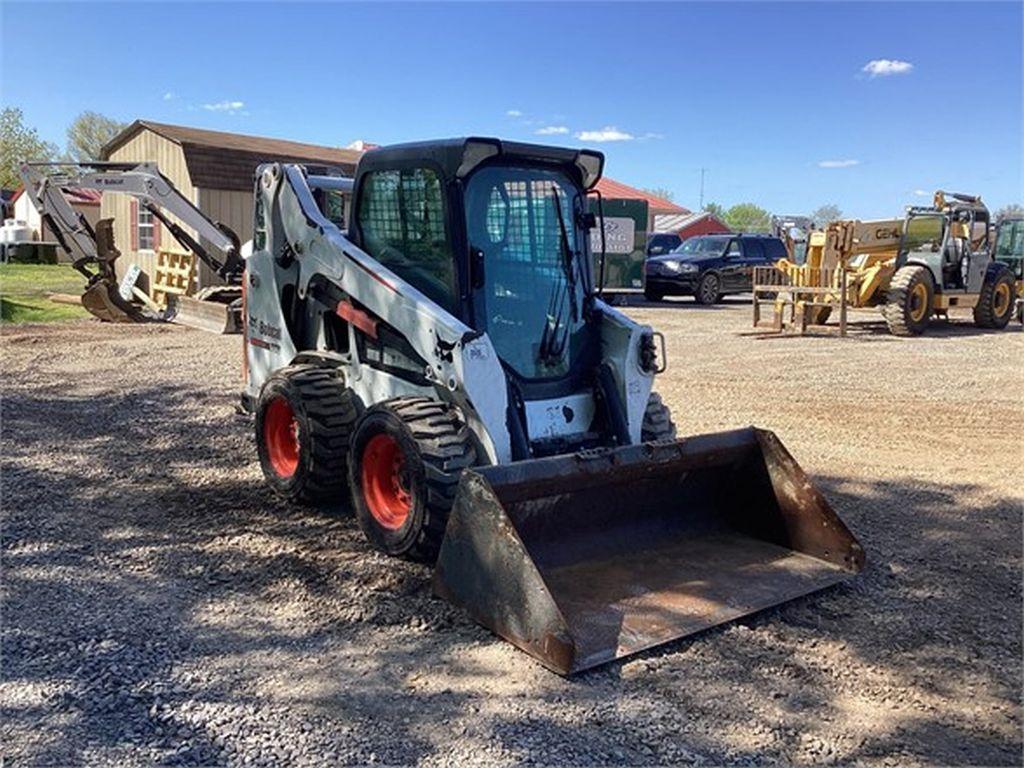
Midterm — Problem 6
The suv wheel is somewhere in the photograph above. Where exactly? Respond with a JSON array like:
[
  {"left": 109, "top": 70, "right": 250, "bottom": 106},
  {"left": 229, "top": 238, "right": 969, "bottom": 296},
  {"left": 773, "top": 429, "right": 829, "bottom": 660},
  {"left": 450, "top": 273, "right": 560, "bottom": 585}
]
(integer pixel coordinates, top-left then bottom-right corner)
[{"left": 696, "top": 273, "right": 721, "bottom": 305}]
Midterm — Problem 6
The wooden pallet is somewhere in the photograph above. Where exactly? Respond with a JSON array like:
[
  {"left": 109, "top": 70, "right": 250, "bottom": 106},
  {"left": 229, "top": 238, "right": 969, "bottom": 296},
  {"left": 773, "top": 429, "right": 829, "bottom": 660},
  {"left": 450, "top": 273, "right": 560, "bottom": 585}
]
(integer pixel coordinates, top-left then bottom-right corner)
[{"left": 151, "top": 250, "right": 196, "bottom": 309}]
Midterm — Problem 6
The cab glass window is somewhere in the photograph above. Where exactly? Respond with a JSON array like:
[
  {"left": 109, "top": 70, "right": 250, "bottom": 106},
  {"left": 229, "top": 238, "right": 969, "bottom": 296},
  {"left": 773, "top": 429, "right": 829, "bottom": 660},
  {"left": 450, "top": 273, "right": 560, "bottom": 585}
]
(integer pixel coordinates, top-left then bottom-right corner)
[{"left": 358, "top": 168, "right": 456, "bottom": 314}]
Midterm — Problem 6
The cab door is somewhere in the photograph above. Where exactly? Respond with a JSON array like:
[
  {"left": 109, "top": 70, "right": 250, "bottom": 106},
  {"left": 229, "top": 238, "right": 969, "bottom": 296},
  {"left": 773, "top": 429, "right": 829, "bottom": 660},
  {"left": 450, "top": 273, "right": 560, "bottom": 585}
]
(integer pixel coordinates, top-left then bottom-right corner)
[
  {"left": 719, "top": 238, "right": 745, "bottom": 290},
  {"left": 737, "top": 238, "right": 766, "bottom": 291}
]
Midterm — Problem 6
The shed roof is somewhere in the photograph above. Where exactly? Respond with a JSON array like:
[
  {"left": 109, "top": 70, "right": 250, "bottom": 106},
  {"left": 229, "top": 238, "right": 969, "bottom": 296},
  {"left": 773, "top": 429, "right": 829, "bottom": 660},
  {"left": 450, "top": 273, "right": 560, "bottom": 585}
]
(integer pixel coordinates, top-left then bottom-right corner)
[
  {"left": 102, "top": 120, "right": 363, "bottom": 191},
  {"left": 653, "top": 211, "right": 727, "bottom": 232},
  {"left": 594, "top": 177, "right": 688, "bottom": 214}
]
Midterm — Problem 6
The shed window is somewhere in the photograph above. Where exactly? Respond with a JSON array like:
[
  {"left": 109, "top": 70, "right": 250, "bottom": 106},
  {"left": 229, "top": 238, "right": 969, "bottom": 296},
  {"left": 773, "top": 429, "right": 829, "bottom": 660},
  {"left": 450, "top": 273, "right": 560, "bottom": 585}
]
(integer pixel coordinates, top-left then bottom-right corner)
[{"left": 137, "top": 206, "right": 155, "bottom": 251}]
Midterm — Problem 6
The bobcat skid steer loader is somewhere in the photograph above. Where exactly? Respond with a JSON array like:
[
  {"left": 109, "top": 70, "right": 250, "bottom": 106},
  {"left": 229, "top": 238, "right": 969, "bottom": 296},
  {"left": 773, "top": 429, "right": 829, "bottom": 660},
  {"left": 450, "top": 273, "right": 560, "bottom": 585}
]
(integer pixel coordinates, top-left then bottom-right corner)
[{"left": 244, "top": 138, "right": 864, "bottom": 674}]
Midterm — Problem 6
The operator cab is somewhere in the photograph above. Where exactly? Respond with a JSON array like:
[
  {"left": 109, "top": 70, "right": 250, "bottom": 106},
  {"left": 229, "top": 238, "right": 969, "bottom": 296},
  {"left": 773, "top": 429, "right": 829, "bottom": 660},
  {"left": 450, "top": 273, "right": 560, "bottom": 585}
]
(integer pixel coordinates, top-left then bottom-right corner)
[
  {"left": 349, "top": 138, "right": 606, "bottom": 395},
  {"left": 898, "top": 194, "right": 990, "bottom": 293}
]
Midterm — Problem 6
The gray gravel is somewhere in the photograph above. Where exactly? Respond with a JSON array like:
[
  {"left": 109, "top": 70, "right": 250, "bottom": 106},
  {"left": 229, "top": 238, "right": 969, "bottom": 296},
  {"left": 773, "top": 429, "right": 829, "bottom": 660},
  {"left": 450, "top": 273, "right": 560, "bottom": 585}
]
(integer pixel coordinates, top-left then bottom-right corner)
[{"left": 2, "top": 304, "right": 1022, "bottom": 766}]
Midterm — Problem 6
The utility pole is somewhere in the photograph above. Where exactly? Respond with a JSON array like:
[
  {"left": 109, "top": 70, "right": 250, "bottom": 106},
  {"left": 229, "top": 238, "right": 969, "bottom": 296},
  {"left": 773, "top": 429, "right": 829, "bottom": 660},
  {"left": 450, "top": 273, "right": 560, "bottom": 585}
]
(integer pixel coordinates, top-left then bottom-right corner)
[{"left": 698, "top": 167, "right": 707, "bottom": 210}]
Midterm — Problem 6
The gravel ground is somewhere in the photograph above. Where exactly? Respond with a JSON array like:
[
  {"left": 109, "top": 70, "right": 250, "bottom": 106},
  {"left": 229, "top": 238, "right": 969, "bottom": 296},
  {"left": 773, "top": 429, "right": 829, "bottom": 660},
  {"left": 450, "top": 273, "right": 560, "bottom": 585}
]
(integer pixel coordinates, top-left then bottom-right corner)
[{"left": 2, "top": 300, "right": 1022, "bottom": 766}]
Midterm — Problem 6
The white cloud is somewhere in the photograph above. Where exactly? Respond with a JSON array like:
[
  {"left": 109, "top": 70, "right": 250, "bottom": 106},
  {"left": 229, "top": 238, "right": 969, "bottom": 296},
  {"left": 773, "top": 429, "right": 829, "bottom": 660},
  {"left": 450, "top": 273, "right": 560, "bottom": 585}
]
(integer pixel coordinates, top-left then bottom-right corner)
[
  {"left": 913, "top": 189, "right": 929, "bottom": 197},
  {"left": 506, "top": 109, "right": 523, "bottom": 117},
  {"left": 163, "top": 91, "right": 176, "bottom": 101},
  {"left": 817, "top": 159, "right": 860, "bottom": 168},
  {"left": 862, "top": 59, "right": 914, "bottom": 78},
  {"left": 575, "top": 126, "right": 634, "bottom": 142},
  {"left": 535, "top": 125, "right": 569, "bottom": 136},
  {"left": 203, "top": 100, "right": 245, "bottom": 112}
]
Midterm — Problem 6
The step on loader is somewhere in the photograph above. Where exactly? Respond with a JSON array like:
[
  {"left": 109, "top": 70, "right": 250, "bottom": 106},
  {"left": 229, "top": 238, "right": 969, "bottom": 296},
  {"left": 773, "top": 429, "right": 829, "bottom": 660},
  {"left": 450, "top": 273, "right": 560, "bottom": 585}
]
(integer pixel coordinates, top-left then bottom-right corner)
[{"left": 25, "top": 139, "right": 865, "bottom": 673}]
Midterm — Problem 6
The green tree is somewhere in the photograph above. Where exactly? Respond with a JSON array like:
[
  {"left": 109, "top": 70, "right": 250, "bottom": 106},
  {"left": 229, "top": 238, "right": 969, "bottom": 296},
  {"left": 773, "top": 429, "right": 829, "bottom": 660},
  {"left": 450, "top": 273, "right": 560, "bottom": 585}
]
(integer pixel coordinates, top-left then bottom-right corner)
[
  {"left": 641, "top": 186, "right": 675, "bottom": 203},
  {"left": 0, "top": 107, "right": 58, "bottom": 189},
  {"left": 66, "top": 111, "right": 127, "bottom": 162},
  {"left": 995, "top": 204, "right": 1024, "bottom": 223},
  {"left": 703, "top": 202, "right": 725, "bottom": 219},
  {"left": 810, "top": 204, "right": 842, "bottom": 227},
  {"left": 724, "top": 203, "right": 771, "bottom": 233}
]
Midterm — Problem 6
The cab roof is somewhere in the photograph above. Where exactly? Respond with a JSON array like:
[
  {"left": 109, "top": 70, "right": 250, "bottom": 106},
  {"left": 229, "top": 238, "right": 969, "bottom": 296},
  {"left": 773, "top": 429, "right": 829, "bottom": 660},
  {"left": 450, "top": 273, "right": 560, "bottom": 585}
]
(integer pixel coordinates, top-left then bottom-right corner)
[{"left": 355, "top": 137, "right": 605, "bottom": 190}]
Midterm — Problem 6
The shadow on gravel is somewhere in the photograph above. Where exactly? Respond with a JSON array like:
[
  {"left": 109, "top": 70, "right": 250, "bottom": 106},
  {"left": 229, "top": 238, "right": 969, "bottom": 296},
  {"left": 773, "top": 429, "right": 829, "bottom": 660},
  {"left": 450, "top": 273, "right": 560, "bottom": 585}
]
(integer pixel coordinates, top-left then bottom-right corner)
[
  {"left": 2, "top": 381, "right": 1022, "bottom": 765},
  {"left": 745, "top": 316, "right": 1024, "bottom": 342},
  {"left": 624, "top": 295, "right": 752, "bottom": 311}
]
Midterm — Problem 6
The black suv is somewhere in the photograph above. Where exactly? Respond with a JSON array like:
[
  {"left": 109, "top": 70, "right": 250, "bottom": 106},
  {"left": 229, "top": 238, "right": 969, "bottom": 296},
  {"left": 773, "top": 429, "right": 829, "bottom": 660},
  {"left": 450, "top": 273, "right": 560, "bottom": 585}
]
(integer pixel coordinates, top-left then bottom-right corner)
[
  {"left": 643, "top": 233, "right": 787, "bottom": 304},
  {"left": 646, "top": 232, "right": 683, "bottom": 256}
]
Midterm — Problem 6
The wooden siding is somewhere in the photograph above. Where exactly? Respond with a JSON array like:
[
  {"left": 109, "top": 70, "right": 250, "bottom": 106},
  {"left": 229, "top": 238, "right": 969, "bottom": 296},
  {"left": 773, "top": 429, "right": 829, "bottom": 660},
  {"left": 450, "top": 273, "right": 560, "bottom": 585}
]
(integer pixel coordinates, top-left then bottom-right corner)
[
  {"left": 196, "top": 187, "right": 255, "bottom": 288},
  {"left": 101, "top": 130, "right": 196, "bottom": 294}
]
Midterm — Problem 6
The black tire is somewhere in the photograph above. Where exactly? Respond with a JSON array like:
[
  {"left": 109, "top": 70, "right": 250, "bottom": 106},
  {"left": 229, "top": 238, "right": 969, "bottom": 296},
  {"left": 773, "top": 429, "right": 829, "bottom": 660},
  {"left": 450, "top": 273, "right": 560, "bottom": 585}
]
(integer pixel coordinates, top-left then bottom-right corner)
[
  {"left": 643, "top": 286, "right": 664, "bottom": 302},
  {"left": 973, "top": 263, "right": 1016, "bottom": 329},
  {"left": 882, "top": 265, "right": 934, "bottom": 336},
  {"left": 256, "top": 365, "right": 359, "bottom": 504},
  {"left": 348, "top": 397, "right": 476, "bottom": 563},
  {"left": 641, "top": 392, "right": 676, "bottom": 442},
  {"left": 696, "top": 273, "right": 721, "bottom": 305},
  {"left": 808, "top": 305, "right": 832, "bottom": 325}
]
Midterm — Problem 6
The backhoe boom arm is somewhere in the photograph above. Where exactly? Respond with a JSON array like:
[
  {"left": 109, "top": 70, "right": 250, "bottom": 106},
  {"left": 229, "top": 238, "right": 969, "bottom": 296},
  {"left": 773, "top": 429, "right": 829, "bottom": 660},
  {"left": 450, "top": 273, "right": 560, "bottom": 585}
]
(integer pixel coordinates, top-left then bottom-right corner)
[{"left": 17, "top": 161, "right": 243, "bottom": 281}]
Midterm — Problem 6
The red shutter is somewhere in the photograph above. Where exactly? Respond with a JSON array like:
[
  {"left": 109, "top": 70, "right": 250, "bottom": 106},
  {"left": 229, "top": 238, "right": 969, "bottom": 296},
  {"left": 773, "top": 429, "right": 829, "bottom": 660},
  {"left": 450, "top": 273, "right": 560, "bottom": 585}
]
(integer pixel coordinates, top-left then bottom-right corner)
[
  {"left": 152, "top": 214, "right": 162, "bottom": 251},
  {"left": 130, "top": 199, "right": 139, "bottom": 251}
]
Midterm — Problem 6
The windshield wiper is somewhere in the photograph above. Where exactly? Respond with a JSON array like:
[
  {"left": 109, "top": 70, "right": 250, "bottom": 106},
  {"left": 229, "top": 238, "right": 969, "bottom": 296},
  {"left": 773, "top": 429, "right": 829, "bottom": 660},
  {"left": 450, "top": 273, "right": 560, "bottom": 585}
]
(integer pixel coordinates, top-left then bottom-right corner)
[
  {"left": 537, "top": 189, "right": 578, "bottom": 365},
  {"left": 551, "top": 188, "right": 578, "bottom": 323}
]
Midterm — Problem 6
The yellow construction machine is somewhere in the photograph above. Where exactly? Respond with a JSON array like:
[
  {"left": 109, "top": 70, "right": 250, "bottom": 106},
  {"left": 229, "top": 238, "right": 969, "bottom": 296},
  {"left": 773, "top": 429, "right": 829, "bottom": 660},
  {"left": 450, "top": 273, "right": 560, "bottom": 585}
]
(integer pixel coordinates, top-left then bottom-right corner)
[
  {"left": 753, "top": 217, "right": 902, "bottom": 332},
  {"left": 753, "top": 192, "right": 1017, "bottom": 335}
]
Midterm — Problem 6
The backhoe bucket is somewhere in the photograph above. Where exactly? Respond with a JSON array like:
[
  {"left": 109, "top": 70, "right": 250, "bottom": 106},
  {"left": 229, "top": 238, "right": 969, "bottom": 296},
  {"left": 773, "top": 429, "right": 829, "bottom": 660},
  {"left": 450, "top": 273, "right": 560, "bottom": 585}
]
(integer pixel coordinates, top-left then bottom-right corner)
[
  {"left": 433, "top": 427, "right": 864, "bottom": 675},
  {"left": 81, "top": 279, "right": 142, "bottom": 323}
]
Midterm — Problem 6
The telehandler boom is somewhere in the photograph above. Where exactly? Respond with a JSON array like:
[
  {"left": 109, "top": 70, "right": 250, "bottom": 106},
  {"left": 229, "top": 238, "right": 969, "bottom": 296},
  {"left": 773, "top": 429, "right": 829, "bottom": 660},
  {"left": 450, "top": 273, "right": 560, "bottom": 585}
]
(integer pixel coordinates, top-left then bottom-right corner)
[{"left": 25, "top": 139, "right": 864, "bottom": 674}]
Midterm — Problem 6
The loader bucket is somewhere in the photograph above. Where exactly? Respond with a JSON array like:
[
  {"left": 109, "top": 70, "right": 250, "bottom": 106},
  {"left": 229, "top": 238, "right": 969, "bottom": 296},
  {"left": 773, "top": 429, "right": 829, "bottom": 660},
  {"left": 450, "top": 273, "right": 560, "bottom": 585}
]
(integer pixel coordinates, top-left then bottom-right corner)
[{"left": 433, "top": 427, "right": 864, "bottom": 675}]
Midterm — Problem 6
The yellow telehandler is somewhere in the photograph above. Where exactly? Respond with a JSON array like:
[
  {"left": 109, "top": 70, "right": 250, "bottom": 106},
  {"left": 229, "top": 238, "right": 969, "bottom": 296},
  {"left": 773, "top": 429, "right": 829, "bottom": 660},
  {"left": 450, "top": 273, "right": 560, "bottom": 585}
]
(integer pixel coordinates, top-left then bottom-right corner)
[{"left": 754, "top": 192, "right": 1017, "bottom": 335}]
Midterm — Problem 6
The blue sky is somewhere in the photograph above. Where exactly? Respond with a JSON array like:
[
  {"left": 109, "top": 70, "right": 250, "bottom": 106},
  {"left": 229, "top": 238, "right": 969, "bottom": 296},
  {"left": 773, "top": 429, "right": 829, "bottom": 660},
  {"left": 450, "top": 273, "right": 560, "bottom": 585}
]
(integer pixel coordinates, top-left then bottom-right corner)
[{"left": 3, "top": 1, "right": 1021, "bottom": 217}]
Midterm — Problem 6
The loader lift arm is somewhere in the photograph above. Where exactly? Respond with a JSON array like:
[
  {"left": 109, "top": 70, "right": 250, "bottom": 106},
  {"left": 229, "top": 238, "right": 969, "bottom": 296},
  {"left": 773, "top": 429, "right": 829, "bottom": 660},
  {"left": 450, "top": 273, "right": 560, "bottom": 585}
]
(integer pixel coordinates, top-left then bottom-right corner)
[{"left": 17, "top": 161, "right": 245, "bottom": 320}]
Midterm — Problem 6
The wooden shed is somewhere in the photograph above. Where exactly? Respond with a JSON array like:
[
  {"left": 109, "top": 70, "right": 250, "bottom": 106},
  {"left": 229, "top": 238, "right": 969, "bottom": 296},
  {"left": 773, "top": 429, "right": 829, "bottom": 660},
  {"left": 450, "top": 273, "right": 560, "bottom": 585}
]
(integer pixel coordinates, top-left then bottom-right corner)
[
  {"left": 653, "top": 211, "right": 732, "bottom": 239},
  {"left": 100, "top": 120, "right": 362, "bottom": 291}
]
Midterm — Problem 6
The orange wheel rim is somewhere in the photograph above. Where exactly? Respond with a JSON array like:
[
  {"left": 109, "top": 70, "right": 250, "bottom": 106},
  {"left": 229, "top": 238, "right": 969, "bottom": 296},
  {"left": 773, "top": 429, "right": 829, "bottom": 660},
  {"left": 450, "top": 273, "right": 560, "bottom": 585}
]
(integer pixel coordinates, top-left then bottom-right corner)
[
  {"left": 909, "top": 283, "right": 928, "bottom": 322},
  {"left": 994, "top": 283, "right": 1010, "bottom": 315},
  {"left": 362, "top": 433, "right": 412, "bottom": 530},
  {"left": 264, "top": 397, "right": 300, "bottom": 478}
]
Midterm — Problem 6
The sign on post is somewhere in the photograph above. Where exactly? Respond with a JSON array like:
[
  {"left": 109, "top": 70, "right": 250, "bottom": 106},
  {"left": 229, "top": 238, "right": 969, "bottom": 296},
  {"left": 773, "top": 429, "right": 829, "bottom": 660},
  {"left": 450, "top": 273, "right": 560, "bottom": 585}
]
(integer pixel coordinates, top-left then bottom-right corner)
[{"left": 591, "top": 216, "right": 636, "bottom": 255}]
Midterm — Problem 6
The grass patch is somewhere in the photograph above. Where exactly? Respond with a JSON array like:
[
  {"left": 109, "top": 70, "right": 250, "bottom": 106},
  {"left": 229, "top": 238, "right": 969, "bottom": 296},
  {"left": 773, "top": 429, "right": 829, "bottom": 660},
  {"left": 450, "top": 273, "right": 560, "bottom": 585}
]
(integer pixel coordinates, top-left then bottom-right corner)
[{"left": 0, "top": 264, "right": 90, "bottom": 324}]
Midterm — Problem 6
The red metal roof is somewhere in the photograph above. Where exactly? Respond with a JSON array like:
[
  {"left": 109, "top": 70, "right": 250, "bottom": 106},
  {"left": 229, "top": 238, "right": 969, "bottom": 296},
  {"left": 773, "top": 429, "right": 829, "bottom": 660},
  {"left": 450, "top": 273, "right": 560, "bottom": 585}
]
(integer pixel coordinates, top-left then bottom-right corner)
[{"left": 595, "top": 177, "right": 688, "bottom": 214}]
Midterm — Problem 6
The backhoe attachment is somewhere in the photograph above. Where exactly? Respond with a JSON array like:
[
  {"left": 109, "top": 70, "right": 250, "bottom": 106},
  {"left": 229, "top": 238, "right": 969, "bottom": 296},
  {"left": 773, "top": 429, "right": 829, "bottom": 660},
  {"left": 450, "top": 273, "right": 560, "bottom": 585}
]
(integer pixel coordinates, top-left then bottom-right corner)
[
  {"left": 77, "top": 218, "right": 144, "bottom": 323},
  {"left": 17, "top": 161, "right": 242, "bottom": 324},
  {"left": 434, "top": 427, "right": 863, "bottom": 674}
]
